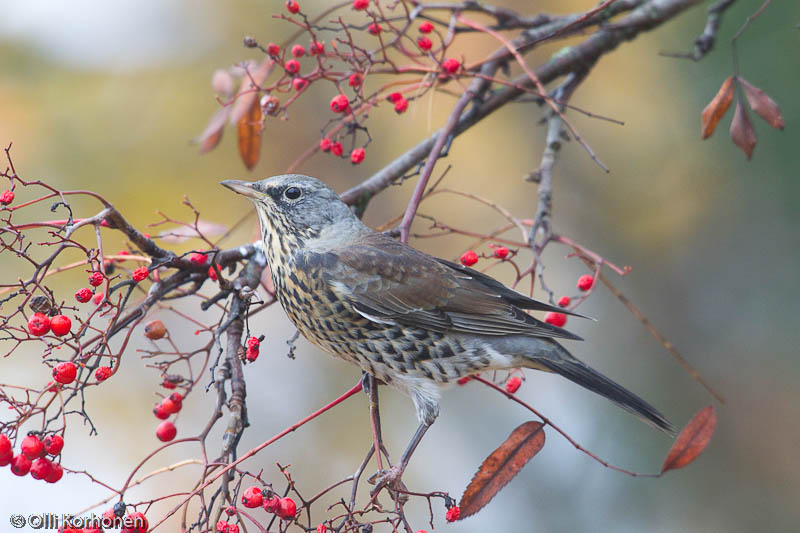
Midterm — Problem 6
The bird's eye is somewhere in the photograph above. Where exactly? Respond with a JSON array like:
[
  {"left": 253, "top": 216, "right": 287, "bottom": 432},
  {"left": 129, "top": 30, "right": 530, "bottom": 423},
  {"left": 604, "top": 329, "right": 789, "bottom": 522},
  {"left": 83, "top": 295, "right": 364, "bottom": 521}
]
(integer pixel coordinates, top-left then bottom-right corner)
[{"left": 284, "top": 186, "right": 302, "bottom": 200}]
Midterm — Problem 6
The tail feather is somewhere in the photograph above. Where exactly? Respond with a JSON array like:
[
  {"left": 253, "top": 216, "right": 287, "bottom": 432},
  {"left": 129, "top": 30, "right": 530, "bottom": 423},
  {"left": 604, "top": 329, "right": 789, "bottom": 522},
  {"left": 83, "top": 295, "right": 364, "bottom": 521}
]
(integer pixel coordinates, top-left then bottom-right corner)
[{"left": 534, "top": 356, "right": 675, "bottom": 435}]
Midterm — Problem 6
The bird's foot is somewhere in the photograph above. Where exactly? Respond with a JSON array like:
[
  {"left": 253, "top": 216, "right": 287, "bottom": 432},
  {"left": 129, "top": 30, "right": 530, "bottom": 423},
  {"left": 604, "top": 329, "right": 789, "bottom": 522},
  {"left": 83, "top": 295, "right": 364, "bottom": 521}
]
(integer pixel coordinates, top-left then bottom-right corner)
[{"left": 368, "top": 466, "right": 409, "bottom": 502}]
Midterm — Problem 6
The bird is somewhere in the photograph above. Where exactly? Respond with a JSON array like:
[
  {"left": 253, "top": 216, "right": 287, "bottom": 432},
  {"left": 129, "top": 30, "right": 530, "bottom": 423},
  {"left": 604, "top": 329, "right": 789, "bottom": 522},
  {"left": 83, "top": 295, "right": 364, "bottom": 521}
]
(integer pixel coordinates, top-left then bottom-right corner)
[{"left": 221, "top": 174, "right": 673, "bottom": 477}]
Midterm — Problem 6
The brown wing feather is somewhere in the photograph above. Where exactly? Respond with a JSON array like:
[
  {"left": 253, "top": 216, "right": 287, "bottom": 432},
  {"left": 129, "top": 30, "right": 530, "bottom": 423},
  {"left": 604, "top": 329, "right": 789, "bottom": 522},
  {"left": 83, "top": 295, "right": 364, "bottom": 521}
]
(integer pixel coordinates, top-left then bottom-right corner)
[{"left": 323, "top": 233, "right": 582, "bottom": 341}]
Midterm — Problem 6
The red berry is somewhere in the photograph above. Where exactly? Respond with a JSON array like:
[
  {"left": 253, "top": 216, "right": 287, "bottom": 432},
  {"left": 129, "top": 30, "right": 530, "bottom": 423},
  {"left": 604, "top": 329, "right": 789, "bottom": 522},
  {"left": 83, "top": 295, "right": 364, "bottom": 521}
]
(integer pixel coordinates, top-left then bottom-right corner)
[
  {"left": 317, "top": 525, "right": 327, "bottom": 533},
  {"left": 244, "top": 346, "right": 258, "bottom": 362},
  {"left": 394, "top": 98, "right": 409, "bottom": 114},
  {"left": 557, "top": 296, "right": 571, "bottom": 307},
  {"left": 153, "top": 403, "right": 170, "bottom": 420},
  {"left": 577, "top": 274, "right": 594, "bottom": 291},
  {"left": 387, "top": 91, "right": 403, "bottom": 102},
  {"left": 0, "top": 453, "right": 11, "bottom": 467},
  {"left": 352, "top": 0, "right": 369, "bottom": 9},
  {"left": 505, "top": 376, "right": 522, "bottom": 394},
  {"left": 75, "top": 288, "right": 92, "bottom": 303},
  {"left": 0, "top": 189, "right": 14, "bottom": 205},
  {"left": 132, "top": 266, "right": 149, "bottom": 282},
  {"left": 331, "top": 142, "right": 343, "bottom": 157},
  {"left": 161, "top": 377, "right": 178, "bottom": 389},
  {"left": 30, "top": 457, "right": 53, "bottom": 480},
  {"left": 0, "top": 434, "right": 11, "bottom": 458},
  {"left": 21, "top": 434, "right": 45, "bottom": 459},
  {"left": 242, "top": 486, "right": 263, "bottom": 508},
  {"left": 263, "top": 495, "right": 281, "bottom": 513},
  {"left": 493, "top": 246, "right": 509, "bottom": 259},
  {"left": 89, "top": 271, "right": 105, "bottom": 287},
  {"left": 93, "top": 292, "right": 106, "bottom": 305},
  {"left": 292, "top": 78, "right": 308, "bottom": 91},
  {"left": 161, "top": 397, "right": 181, "bottom": 415},
  {"left": 43, "top": 434, "right": 64, "bottom": 455},
  {"left": 53, "top": 361, "right": 77, "bottom": 384},
  {"left": 319, "top": 138, "right": 333, "bottom": 152},
  {"left": 225, "top": 506, "right": 236, "bottom": 516},
  {"left": 95, "top": 366, "right": 112, "bottom": 381},
  {"left": 348, "top": 73, "right": 363, "bottom": 87},
  {"left": 285, "top": 0, "right": 300, "bottom": 14},
  {"left": 190, "top": 252, "right": 208, "bottom": 265},
  {"left": 216, "top": 520, "right": 230, "bottom": 533},
  {"left": 291, "top": 44, "right": 305, "bottom": 58},
  {"left": 460, "top": 250, "right": 478, "bottom": 267},
  {"left": 277, "top": 497, "right": 297, "bottom": 519},
  {"left": 442, "top": 58, "right": 460, "bottom": 73},
  {"left": 11, "top": 454, "right": 32, "bottom": 476},
  {"left": 544, "top": 312, "right": 567, "bottom": 328},
  {"left": 156, "top": 420, "right": 177, "bottom": 442},
  {"left": 284, "top": 59, "right": 300, "bottom": 74},
  {"left": 417, "top": 36, "right": 432, "bottom": 51},
  {"left": 228, "top": 525, "right": 240, "bottom": 533},
  {"left": 267, "top": 43, "right": 281, "bottom": 56},
  {"left": 329, "top": 94, "right": 350, "bottom": 113},
  {"left": 28, "top": 313, "right": 51, "bottom": 336},
  {"left": 419, "top": 21, "right": 434, "bottom": 33},
  {"left": 45, "top": 461, "right": 63, "bottom": 483},
  {"left": 170, "top": 392, "right": 184, "bottom": 404},
  {"left": 50, "top": 314, "right": 71, "bottom": 336},
  {"left": 310, "top": 41, "right": 325, "bottom": 55},
  {"left": 122, "top": 511, "right": 149, "bottom": 533},
  {"left": 247, "top": 336, "right": 260, "bottom": 349},
  {"left": 445, "top": 505, "right": 460, "bottom": 522},
  {"left": 116, "top": 249, "right": 131, "bottom": 262},
  {"left": 350, "top": 148, "right": 366, "bottom": 165},
  {"left": 367, "top": 23, "right": 382, "bottom": 35},
  {"left": 208, "top": 266, "right": 218, "bottom": 281}
]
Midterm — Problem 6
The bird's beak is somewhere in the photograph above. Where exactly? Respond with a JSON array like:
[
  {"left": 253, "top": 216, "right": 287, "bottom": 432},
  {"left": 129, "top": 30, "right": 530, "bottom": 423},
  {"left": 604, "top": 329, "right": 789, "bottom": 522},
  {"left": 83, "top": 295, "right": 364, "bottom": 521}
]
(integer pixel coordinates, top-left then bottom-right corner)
[{"left": 220, "top": 179, "right": 260, "bottom": 199}]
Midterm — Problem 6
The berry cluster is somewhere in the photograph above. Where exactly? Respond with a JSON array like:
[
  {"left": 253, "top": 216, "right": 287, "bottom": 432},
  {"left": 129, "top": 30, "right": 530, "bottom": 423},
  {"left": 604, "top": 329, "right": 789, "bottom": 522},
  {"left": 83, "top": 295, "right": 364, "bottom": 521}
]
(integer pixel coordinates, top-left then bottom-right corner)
[
  {"left": 241, "top": 486, "right": 297, "bottom": 521},
  {"left": 1, "top": 433, "right": 64, "bottom": 483}
]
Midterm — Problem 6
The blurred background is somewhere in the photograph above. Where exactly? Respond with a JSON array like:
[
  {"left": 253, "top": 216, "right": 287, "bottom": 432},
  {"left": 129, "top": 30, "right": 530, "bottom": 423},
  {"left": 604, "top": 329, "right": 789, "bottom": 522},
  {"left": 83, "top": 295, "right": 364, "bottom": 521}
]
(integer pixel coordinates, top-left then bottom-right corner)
[{"left": 1, "top": 1, "right": 798, "bottom": 531}]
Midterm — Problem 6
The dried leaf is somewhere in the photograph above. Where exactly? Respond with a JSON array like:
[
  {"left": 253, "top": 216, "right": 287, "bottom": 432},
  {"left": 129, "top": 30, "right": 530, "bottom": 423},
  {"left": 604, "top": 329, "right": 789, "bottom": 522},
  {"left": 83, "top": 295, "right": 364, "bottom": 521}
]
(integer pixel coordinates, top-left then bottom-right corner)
[
  {"left": 701, "top": 76, "right": 735, "bottom": 139},
  {"left": 196, "top": 106, "right": 230, "bottom": 154},
  {"left": 237, "top": 98, "right": 263, "bottom": 170},
  {"left": 661, "top": 406, "right": 716, "bottom": 474},
  {"left": 730, "top": 100, "right": 757, "bottom": 159},
  {"left": 158, "top": 220, "right": 228, "bottom": 244},
  {"left": 739, "top": 78, "right": 785, "bottom": 130},
  {"left": 459, "top": 421, "right": 545, "bottom": 519},
  {"left": 229, "top": 59, "right": 274, "bottom": 126}
]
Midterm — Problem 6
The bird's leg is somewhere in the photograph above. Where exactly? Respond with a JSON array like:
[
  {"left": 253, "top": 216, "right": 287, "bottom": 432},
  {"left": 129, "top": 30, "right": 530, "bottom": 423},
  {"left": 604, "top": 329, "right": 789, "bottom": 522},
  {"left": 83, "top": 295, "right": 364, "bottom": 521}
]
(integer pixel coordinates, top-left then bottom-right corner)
[
  {"left": 364, "top": 373, "right": 388, "bottom": 471},
  {"left": 368, "top": 421, "right": 431, "bottom": 496}
]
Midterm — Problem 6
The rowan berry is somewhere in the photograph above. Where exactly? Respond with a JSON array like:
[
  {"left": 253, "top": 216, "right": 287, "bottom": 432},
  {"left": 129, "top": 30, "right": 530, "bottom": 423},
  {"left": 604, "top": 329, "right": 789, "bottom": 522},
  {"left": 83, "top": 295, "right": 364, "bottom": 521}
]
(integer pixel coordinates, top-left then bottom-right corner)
[
  {"left": 0, "top": 434, "right": 11, "bottom": 459},
  {"left": 242, "top": 486, "right": 263, "bottom": 508},
  {"left": 291, "top": 44, "right": 305, "bottom": 58},
  {"left": 123, "top": 511, "right": 149, "bottom": 533},
  {"left": 45, "top": 461, "right": 63, "bottom": 483},
  {"left": 293, "top": 78, "right": 309, "bottom": 91},
  {"left": 50, "top": 314, "right": 71, "bottom": 336},
  {"left": 153, "top": 403, "right": 170, "bottom": 420},
  {"left": 544, "top": 312, "right": 567, "bottom": 328},
  {"left": 11, "top": 454, "right": 32, "bottom": 476},
  {"left": 394, "top": 98, "right": 409, "bottom": 114},
  {"left": 116, "top": 249, "right": 130, "bottom": 262},
  {"left": 348, "top": 73, "right": 363, "bottom": 87},
  {"left": 353, "top": 0, "right": 369, "bottom": 9},
  {"left": 419, "top": 21, "right": 434, "bottom": 33},
  {"left": 317, "top": 525, "right": 327, "bottom": 533},
  {"left": 93, "top": 292, "right": 105, "bottom": 305},
  {"left": 208, "top": 266, "right": 218, "bottom": 281},
  {"left": 310, "top": 41, "right": 325, "bottom": 55},
  {"left": 445, "top": 505, "right": 460, "bottom": 522},
  {"left": 277, "top": 497, "right": 297, "bottom": 519},
  {"left": 53, "top": 362, "right": 77, "bottom": 384},
  {"left": 132, "top": 266, "right": 149, "bottom": 282},
  {"left": 387, "top": 92, "right": 402, "bottom": 102},
  {"left": 331, "top": 142, "right": 343, "bottom": 157},
  {"left": 320, "top": 138, "right": 333, "bottom": 152},
  {"left": 263, "top": 495, "right": 281, "bottom": 513},
  {"left": 216, "top": 520, "right": 230, "bottom": 532},
  {"left": 43, "top": 434, "right": 64, "bottom": 455},
  {"left": 190, "top": 252, "right": 208, "bottom": 265},
  {"left": 161, "top": 397, "right": 181, "bottom": 415},
  {"left": 367, "top": 23, "right": 382, "bottom": 35},
  {"left": 460, "top": 250, "right": 478, "bottom": 267},
  {"left": 75, "top": 288, "right": 92, "bottom": 303},
  {"left": 144, "top": 319, "right": 167, "bottom": 340},
  {"left": 505, "top": 376, "right": 522, "bottom": 394},
  {"left": 89, "top": 271, "right": 105, "bottom": 287},
  {"left": 557, "top": 296, "right": 571, "bottom": 307},
  {"left": 493, "top": 246, "right": 509, "bottom": 259},
  {"left": 21, "top": 435, "right": 44, "bottom": 459},
  {"left": 442, "top": 58, "right": 460, "bottom": 73},
  {"left": 577, "top": 274, "right": 594, "bottom": 291},
  {"left": 28, "top": 313, "right": 51, "bottom": 336},
  {"left": 350, "top": 148, "right": 366, "bottom": 165},
  {"left": 417, "top": 36, "right": 432, "bottom": 51},
  {"left": 267, "top": 43, "right": 281, "bottom": 56},
  {"left": 0, "top": 190, "right": 14, "bottom": 205},
  {"left": 284, "top": 59, "right": 300, "bottom": 74},
  {"left": 285, "top": 1, "right": 300, "bottom": 14},
  {"left": 329, "top": 94, "right": 350, "bottom": 113},
  {"left": 30, "top": 457, "right": 53, "bottom": 480},
  {"left": 155, "top": 420, "right": 177, "bottom": 442},
  {"left": 228, "top": 525, "right": 240, "bottom": 533},
  {"left": 95, "top": 366, "right": 112, "bottom": 382}
]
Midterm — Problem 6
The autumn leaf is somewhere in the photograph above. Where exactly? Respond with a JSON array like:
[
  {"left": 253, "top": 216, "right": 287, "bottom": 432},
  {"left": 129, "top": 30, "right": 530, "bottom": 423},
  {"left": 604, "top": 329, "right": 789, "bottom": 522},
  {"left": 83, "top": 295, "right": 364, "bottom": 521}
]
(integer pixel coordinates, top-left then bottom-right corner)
[
  {"left": 196, "top": 106, "right": 231, "bottom": 154},
  {"left": 701, "top": 76, "right": 735, "bottom": 139},
  {"left": 459, "top": 421, "right": 545, "bottom": 519},
  {"left": 739, "top": 78, "right": 785, "bottom": 130},
  {"left": 661, "top": 406, "right": 716, "bottom": 474},
  {"left": 730, "top": 100, "right": 757, "bottom": 160},
  {"left": 229, "top": 59, "right": 274, "bottom": 125},
  {"left": 237, "top": 98, "right": 263, "bottom": 170}
]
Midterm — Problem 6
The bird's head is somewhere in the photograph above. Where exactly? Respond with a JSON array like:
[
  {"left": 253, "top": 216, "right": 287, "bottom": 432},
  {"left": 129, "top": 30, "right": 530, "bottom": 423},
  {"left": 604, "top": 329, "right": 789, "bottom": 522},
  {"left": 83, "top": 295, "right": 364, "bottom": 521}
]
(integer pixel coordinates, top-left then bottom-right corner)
[{"left": 221, "top": 174, "right": 363, "bottom": 250}]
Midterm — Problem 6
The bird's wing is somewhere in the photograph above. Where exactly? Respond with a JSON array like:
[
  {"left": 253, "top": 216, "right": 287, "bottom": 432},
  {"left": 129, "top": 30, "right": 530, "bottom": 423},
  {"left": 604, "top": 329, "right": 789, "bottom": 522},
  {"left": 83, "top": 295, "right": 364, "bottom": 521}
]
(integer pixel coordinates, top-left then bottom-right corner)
[{"left": 321, "top": 233, "right": 582, "bottom": 341}]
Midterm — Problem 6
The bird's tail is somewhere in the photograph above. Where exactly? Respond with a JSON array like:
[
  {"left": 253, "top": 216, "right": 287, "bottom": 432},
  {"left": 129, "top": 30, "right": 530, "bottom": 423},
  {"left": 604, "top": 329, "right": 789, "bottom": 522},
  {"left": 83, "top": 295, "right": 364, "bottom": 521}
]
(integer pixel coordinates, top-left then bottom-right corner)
[{"left": 520, "top": 341, "right": 675, "bottom": 435}]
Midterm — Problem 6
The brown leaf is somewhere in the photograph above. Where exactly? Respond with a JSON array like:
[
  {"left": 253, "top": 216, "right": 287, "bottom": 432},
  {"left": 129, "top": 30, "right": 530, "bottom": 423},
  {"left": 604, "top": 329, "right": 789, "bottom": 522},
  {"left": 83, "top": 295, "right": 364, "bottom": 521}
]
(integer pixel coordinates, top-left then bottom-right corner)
[
  {"left": 459, "top": 421, "right": 545, "bottom": 519},
  {"left": 739, "top": 78, "right": 785, "bottom": 130},
  {"left": 196, "top": 106, "right": 230, "bottom": 154},
  {"left": 661, "top": 406, "right": 716, "bottom": 474},
  {"left": 730, "top": 100, "right": 757, "bottom": 159},
  {"left": 701, "top": 76, "right": 735, "bottom": 139},
  {"left": 229, "top": 59, "right": 274, "bottom": 126},
  {"left": 237, "top": 98, "right": 263, "bottom": 170}
]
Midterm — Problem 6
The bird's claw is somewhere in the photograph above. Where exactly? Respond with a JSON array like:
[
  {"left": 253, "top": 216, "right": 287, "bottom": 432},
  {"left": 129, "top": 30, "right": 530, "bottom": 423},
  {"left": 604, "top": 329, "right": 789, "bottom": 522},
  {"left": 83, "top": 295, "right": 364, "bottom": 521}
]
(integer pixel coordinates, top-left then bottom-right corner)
[{"left": 367, "top": 466, "right": 409, "bottom": 501}]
